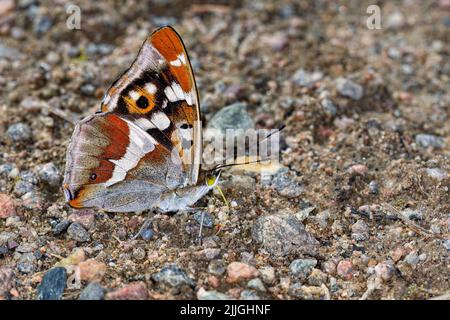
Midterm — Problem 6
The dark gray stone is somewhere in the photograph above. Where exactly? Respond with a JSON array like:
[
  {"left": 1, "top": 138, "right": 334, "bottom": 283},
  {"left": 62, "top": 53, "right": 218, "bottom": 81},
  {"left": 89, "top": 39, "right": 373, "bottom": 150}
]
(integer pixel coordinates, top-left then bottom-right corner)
[
  {"left": 67, "top": 222, "right": 91, "bottom": 242},
  {"left": 152, "top": 264, "right": 195, "bottom": 287},
  {"left": 53, "top": 220, "right": 71, "bottom": 235},
  {"left": 193, "top": 211, "right": 215, "bottom": 229},
  {"left": 79, "top": 282, "right": 105, "bottom": 300},
  {"left": 140, "top": 227, "right": 154, "bottom": 241},
  {"left": 252, "top": 214, "right": 319, "bottom": 257},
  {"left": 270, "top": 168, "right": 303, "bottom": 198},
  {"left": 208, "top": 260, "right": 226, "bottom": 276},
  {"left": 37, "top": 267, "right": 67, "bottom": 300},
  {"left": 207, "top": 102, "right": 254, "bottom": 135}
]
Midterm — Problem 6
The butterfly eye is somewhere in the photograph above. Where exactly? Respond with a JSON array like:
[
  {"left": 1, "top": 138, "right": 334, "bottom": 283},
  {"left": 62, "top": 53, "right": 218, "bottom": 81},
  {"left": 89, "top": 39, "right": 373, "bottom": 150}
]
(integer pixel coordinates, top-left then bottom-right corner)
[
  {"left": 90, "top": 173, "right": 97, "bottom": 181},
  {"left": 180, "top": 123, "right": 192, "bottom": 129}
]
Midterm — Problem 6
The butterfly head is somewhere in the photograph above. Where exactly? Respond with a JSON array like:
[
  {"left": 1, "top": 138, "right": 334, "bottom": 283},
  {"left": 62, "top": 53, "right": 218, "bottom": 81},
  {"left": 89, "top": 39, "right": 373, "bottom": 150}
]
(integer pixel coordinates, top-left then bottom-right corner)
[{"left": 205, "top": 168, "right": 222, "bottom": 188}]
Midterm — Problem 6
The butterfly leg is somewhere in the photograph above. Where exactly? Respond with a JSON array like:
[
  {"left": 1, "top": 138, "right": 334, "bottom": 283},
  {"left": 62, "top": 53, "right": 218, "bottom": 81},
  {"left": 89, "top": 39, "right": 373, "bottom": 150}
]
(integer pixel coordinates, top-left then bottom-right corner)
[
  {"left": 180, "top": 207, "right": 208, "bottom": 245},
  {"left": 197, "top": 210, "right": 205, "bottom": 246}
]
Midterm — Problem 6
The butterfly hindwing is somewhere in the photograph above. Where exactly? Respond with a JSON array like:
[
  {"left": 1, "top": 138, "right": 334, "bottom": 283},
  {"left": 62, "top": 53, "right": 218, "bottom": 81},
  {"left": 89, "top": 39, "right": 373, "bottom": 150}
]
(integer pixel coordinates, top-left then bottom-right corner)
[{"left": 63, "top": 112, "right": 186, "bottom": 211}]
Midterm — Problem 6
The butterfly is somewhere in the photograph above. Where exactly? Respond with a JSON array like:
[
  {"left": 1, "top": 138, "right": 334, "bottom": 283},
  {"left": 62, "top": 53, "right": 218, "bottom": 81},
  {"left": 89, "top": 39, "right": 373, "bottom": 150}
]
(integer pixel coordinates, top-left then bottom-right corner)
[{"left": 62, "top": 26, "right": 222, "bottom": 213}]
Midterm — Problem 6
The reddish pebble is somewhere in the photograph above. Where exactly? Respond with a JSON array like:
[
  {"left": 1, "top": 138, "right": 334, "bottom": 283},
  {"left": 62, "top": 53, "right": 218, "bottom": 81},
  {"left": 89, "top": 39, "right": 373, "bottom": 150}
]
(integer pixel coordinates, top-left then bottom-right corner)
[
  {"left": 208, "top": 275, "right": 220, "bottom": 288},
  {"left": 0, "top": 194, "right": 16, "bottom": 219},
  {"left": 226, "top": 262, "right": 258, "bottom": 283},
  {"left": 105, "top": 281, "right": 148, "bottom": 300},
  {"left": 337, "top": 260, "right": 353, "bottom": 280},
  {"left": 375, "top": 261, "right": 395, "bottom": 281},
  {"left": 391, "top": 247, "right": 404, "bottom": 262},
  {"left": 348, "top": 164, "right": 368, "bottom": 176},
  {"left": 68, "top": 209, "right": 95, "bottom": 230},
  {"left": 78, "top": 259, "right": 106, "bottom": 282}
]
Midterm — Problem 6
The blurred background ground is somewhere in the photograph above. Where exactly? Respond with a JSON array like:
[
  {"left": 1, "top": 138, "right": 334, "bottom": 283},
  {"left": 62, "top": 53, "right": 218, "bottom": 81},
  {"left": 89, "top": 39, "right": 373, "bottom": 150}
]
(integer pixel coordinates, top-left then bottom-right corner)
[{"left": 0, "top": 0, "right": 449, "bottom": 300}]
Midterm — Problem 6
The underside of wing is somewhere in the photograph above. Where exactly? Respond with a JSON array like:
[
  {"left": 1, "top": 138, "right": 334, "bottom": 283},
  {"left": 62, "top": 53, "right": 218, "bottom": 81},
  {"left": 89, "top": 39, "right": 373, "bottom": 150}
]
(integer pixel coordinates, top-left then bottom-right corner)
[
  {"left": 63, "top": 113, "right": 184, "bottom": 212},
  {"left": 100, "top": 26, "right": 202, "bottom": 186}
]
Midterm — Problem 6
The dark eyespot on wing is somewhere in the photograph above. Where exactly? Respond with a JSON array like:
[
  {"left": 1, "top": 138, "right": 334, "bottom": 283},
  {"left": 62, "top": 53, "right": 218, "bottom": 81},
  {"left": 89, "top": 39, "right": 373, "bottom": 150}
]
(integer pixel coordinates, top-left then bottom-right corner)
[{"left": 136, "top": 96, "right": 149, "bottom": 109}]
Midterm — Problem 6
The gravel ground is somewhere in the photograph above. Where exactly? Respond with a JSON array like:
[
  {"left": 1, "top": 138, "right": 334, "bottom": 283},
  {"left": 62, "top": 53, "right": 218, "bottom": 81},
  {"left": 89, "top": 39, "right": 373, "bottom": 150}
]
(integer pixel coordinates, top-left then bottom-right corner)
[{"left": 0, "top": 0, "right": 449, "bottom": 300}]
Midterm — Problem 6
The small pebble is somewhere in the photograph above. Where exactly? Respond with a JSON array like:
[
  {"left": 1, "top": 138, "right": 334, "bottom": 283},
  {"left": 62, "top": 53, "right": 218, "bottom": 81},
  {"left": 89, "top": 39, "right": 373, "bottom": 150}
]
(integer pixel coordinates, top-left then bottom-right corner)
[
  {"left": 443, "top": 240, "right": 450, "bottom": 250},
  {"left": 415, "top": 134, "right": 444, "bottom": 149},
  {"left": 52, "top": 220, "right": 70, "bottom": 235},
  {"left": 78, "top": 259, "right": 107, "bottom": 282},
  {"left": 252, "top": 213, "right": 318, "bottom": 257},
  {"left": 0, "top": 194, "right": 16, "bottom": 219},
  {"left": 79, "top": 282, "right": 105, "bottom": 300},
  {"left": 193, "top": 211, "right": 214, "bottom": 228},
  {"left": 321, "top": 98, "right": 338, "bottom": 117},
  {"left": 247, "top": 278, "right": 266, "bottom": 292},
  {"left": 336, "top": 78, "right": 363, "bottom": 100},
  {"left": 270, "top": 168, "right": 304, "bottom": 198},
  {"left": 337, "top": 260, "right": 353, "bottom": 280},
  {"left": 37, "top": 162, "right": 61, "bottom": 187},
  {"left": 292, "top": 69, "right": 323, "bottom": 88},
  {"left": 208, "top": 260, "right": 226, "bottom": 276},
  {"left": 197, "top": 287, "right": 231, "bottom": 300},
  {"left": 0, "top": 267, "right": 14, "bottom": 299},
  {"left": 289, "top": 258, "right": 317, "bottom": 279},
  {"left": 288, "top": 283, "right": 311, "bottom": 299},
  {"left": 132, "top": 247, "right": 146, "bottom": 261},
  {"left": 369, "top": 180, "right": 379, "bottom": 194},
  {"left": 404, "top": 252, "right": 419, "bottom": 266},
  {"left": 17, "top": 252, "right": 36, "bottom": 274},
  {"left": 240, "top": 289, "right": 260, "bottom": 300},
  {"left": 37, "top": 267, "right": 67, "bottom": 300},
  {"left": 152, "top": 264, "right": 195, "bottom": 287},
  {"left": 259, "top": 266, "right": 275, "bottom": 284},
  {"left": 307, "top": 269, "right": 328, "bottom": 286},
  {"left": 105, "top": 281, "right": 148, "bottom": 300},
  {"left": 226, "top": 262, "right": 258, "bottom": 283},
  {"left": 7, "top": 123, "right": 31, "bottom": 142},
  {"left": 351, "top": 220, "right": 369, "bottom": 241},
  {"left": 348, "top": 164, "right": 368, "bottom": 176},
  {"left": 67, "top": 222, "right": 91, "bottom": 242},
  {"left": 139, "top": 227, "right": 154, "bottom": 241},
  {"left": 68, "top": 210, "right": 95, "bottom": 230},
  {"left": 374, "top": 261, "right": 395, "bottom": 281},
  {"left": 425, "top": 168, "right": 447, "bottom": 181},
  {"left": 401, "top": 208, "right": 423, "bottom": 220},
  {"left": 207, "top": 102, "right": 254, "bottom": 135}
]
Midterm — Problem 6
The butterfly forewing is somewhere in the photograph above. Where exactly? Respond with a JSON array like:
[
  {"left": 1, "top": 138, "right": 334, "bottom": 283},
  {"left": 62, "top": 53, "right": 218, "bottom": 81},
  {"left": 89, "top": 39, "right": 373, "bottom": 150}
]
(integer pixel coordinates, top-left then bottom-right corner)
[{"left": 101, "top": 26, "right": 201, "bottom": 186}]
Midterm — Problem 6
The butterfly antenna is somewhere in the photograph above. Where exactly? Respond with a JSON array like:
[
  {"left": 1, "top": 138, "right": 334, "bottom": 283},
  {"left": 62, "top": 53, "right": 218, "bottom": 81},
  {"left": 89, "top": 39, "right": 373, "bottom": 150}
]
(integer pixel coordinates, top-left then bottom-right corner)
[
  {"left": 212, "top": 157, "right": 270, "bottom": 171},
  {"left": 259, "top": 123, "right": 286, "bottom": 144}
]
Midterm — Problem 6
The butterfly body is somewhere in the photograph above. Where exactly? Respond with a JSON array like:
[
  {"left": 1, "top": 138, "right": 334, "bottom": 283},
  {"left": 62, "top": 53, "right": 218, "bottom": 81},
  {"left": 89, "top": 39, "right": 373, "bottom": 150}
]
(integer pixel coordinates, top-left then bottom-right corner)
[{"left": 63, "top": 26, "right": 216, "bottom": 213}]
